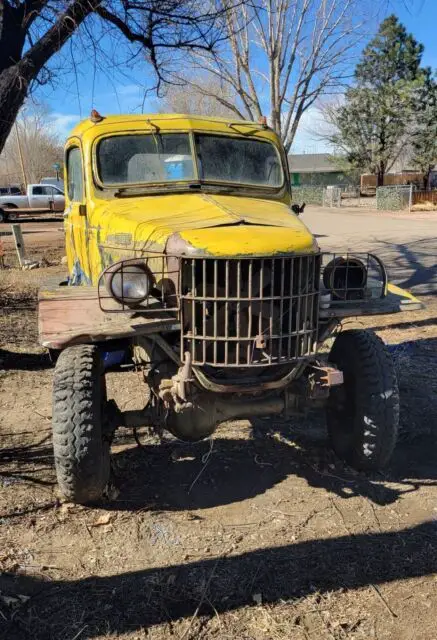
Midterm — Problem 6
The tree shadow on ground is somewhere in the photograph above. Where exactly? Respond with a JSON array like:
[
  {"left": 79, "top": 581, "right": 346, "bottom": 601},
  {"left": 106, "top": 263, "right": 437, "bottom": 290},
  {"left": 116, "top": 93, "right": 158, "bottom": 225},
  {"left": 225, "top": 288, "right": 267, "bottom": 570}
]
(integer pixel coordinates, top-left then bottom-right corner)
[
  {"left": 0, "top": 434, "right": 55, "bottom": 499},
  {"left": 374, "top": 237, "right": 437, "bottom": 295},
  {"left": 104, "top": 334, "right": 437, "bottom": 512},
  {"left": 107, "top": 427, "right": 437, "bottom": 513},
  {"left": 1, "top": 337, "right": 436, "bottom": 516},
  {"left": 1, "top": 521, "right": 437, "bottom": 639}
]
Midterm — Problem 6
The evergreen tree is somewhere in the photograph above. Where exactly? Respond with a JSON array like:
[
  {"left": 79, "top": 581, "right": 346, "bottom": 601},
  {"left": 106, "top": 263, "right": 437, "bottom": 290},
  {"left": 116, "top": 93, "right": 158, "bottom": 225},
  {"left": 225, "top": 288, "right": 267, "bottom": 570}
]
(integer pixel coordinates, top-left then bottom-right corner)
[
  {"left": 411, "top": 70, "right": 437, "bottom": 189},
  {"left": 328, "top": 15, "right": 425, "bottom": 186}
]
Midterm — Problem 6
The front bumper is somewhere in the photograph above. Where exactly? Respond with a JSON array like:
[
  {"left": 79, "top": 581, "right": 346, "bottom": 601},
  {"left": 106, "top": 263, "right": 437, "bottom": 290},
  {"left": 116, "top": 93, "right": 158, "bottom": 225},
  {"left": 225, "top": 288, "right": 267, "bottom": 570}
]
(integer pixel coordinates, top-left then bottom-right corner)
[{"left": 38, "top": 252, "right": 424, "bottom": 351}]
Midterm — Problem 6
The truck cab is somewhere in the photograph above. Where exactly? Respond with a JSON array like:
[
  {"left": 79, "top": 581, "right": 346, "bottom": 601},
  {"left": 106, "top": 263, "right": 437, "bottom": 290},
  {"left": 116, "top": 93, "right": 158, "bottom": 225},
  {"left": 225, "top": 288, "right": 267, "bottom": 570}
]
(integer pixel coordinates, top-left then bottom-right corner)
[
  {"left": 28, "top": 184, "right": 65, "bottom": 210},
  {"left": 62, "top": 113, "right": 310, "bottom": 284}
]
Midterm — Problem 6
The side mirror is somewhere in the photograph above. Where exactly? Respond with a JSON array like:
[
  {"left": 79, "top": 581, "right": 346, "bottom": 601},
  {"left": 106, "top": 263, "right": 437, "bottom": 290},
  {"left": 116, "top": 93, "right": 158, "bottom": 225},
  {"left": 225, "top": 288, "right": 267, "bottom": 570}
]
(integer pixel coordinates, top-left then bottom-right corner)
[
  {"left": 79, "top": 204, "right": 87, "bottom": 216},
  {"left": 291, "top": 202, "right": 306, "bottom": 216}
]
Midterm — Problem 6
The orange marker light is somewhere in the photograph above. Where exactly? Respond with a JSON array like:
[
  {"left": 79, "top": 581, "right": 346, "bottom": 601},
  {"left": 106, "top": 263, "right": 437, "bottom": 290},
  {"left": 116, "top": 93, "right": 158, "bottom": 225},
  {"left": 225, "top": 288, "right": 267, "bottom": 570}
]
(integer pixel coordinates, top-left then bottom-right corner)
[{"left": 90, "top": 109, "right": 104, "bottom": 123}]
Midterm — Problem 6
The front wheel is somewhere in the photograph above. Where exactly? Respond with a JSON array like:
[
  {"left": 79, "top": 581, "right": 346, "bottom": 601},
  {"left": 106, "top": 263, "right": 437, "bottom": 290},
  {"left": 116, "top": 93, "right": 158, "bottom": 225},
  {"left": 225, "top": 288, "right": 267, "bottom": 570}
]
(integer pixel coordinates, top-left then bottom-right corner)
[
  {"left": 52, "top": 345, "right": 110, "bottom": 503},
  {"left": 327, "top": 329, "right": 399, "bottom": 471}
]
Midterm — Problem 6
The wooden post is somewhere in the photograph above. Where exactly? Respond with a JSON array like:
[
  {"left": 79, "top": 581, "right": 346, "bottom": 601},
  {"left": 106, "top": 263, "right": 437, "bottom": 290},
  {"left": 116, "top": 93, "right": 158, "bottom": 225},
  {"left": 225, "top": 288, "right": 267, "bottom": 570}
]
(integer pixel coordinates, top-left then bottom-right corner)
[{"left": 11, "top": 224, "right": 26, "bottom": 267}]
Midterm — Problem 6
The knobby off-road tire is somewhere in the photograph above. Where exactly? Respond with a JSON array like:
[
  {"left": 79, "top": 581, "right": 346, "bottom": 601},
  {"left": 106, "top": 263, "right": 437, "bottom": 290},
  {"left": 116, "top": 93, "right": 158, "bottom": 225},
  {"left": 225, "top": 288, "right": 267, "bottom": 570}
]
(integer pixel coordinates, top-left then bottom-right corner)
[
  {"left": 52, "top": 345, "right": 110, "bottom": 503},
  {"left": 327, "top": 329, "right": 399, "bottom": 471}
]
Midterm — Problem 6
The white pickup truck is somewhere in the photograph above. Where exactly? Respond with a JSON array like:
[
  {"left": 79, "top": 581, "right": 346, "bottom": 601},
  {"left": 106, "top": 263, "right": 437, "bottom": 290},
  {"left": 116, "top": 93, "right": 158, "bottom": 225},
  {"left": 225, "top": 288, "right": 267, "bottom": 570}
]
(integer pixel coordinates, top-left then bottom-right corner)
[{"left": 0, "top": 184, "right": 65, "bottom": 222}]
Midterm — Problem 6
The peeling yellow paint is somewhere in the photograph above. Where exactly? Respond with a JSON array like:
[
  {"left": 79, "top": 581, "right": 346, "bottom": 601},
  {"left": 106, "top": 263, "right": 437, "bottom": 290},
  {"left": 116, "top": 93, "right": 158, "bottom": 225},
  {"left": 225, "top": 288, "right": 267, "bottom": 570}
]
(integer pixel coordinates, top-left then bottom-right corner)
[{"left": 179, "top": 222, "right": 316, "bottom": 256}]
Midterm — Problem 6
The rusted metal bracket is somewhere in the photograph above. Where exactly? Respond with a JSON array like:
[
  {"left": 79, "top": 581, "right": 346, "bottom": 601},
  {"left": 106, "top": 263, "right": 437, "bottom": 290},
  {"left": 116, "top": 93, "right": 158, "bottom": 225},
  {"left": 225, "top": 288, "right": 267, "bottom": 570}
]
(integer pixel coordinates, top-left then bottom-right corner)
[{"left": 307, "top": 364, "right": 343, "bottom": 400}]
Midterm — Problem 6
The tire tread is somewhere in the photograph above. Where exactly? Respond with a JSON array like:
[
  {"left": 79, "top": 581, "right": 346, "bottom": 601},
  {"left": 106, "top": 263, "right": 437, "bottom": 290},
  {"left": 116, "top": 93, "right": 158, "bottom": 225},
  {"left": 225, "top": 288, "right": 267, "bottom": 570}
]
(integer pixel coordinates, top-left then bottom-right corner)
[
  {"left": 52, "top": 345, "right": 109, "bottom": 503},
  {"left": 328, "top": 329, "right": 399, "bottom": 470}
]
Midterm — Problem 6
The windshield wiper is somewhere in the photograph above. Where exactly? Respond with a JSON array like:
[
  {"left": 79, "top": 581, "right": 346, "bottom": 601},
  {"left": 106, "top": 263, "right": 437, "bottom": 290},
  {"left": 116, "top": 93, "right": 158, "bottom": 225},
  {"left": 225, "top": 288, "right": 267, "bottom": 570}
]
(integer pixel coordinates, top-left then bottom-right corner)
[
  {"left": 114, "top": 182, "right": 246, "bottom": 198},
  {"left": 114, "top": 183, "right": 203, "bottom": 198}
]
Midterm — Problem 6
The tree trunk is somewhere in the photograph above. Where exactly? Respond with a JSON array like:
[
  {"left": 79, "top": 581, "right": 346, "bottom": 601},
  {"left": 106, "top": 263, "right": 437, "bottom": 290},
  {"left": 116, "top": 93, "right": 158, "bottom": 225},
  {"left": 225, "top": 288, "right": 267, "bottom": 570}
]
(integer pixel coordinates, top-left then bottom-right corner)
[
  {"left": 424, "top": 168, "right": 431, "bottom": 190},
  {"left": 377, "top": 162, "right": 385, "bottom": 187},
  {"left": 0, "top": 0, "right": 99, "bottom": 154},
  {"left": 0, "top": 66, "right": 30, "bottom": 152}
]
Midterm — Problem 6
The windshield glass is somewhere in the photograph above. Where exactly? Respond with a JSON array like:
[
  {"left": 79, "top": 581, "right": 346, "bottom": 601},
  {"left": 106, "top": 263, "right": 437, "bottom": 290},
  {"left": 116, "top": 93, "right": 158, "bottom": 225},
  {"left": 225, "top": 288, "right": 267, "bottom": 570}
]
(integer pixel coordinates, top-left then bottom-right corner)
[
  {"left": 97, "top": 133, "right": 195, "bottom": 184},
  {"left": 96, "top": 132, "right": 283, "bottom": 188},
  {"left": 195, "top": 134, "right": 283, "bottom": 187}
]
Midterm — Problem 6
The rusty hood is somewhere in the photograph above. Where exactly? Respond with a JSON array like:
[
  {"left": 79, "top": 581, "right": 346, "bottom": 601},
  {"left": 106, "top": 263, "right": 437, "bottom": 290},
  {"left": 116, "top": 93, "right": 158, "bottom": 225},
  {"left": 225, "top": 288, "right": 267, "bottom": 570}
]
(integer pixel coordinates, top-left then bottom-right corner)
[{"left": 94, "top": 192, "right": 317, "bottom": 258}]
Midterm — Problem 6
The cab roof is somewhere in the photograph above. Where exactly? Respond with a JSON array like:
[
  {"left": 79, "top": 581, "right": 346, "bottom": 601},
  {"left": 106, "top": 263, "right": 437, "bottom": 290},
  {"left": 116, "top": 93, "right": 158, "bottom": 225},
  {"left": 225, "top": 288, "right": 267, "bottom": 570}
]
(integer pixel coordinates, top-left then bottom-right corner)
[{"left": 68, "top": 113, "right": 280, "bottom": 145}]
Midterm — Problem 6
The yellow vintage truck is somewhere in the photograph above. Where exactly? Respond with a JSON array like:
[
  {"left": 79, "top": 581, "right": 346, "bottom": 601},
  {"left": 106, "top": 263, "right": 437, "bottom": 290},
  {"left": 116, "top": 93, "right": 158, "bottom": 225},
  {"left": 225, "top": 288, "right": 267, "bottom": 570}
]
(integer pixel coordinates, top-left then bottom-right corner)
[{"left": 38, "top": 112, "right": 423, "bottom": 504}]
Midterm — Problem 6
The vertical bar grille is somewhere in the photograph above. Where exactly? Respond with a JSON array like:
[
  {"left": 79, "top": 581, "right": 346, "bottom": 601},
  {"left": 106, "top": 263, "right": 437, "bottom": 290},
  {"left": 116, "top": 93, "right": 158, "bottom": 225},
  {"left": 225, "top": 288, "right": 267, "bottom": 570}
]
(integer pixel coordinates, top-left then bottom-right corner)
[{"left": 180, "top": 255, "right": 320, "bottom": 367}]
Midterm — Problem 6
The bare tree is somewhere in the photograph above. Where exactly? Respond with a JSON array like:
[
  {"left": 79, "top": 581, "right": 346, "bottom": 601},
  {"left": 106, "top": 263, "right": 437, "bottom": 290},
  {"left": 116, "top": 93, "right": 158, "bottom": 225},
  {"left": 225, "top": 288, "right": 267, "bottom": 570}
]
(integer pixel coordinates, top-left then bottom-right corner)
[
  {"left": 0, "top": 105, "right": 63, "bottom": 186},
  {"left": 158, "top": 77, "right": 237, "bottom": 117},
  {"left": 185, "top": 0, "right": 379, "bottom": 152},
  {"left": 0, "top": 1, "right": 233, "bottom": 154}
]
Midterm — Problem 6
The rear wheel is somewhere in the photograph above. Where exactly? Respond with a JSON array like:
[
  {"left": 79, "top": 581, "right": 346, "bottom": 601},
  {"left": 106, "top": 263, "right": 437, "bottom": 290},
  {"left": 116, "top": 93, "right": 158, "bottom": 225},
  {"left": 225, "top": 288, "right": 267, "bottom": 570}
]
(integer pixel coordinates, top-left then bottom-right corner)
[
  {"left": 0, "top": 204, "right": 18, "bottom": 222},
  {"left": 5, "top": 204, "right": 18, "bottom": 222},
  {"left": 327, "top": 329, "right": 399, "bottom": 471},
  {"left": 52, "top": 345, "right": 110, "bottom": 503}
]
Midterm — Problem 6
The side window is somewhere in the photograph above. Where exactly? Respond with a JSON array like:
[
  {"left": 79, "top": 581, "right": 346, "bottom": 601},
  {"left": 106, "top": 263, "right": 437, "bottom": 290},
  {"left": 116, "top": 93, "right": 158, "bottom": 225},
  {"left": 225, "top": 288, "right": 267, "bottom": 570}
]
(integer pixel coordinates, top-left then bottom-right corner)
[
  {"left": 67, "top": 147, "right": 84, "bottom": 201},
  {"left": 32, "top": 186, "right": 43, "bottom": 195}
]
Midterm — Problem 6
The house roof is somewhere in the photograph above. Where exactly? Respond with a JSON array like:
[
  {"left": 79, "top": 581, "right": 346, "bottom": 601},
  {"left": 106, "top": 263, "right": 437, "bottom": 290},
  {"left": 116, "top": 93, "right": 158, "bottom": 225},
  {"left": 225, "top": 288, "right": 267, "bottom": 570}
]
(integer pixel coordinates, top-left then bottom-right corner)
[{"left": 288, "top": 153, "right": 338, "bottom": 173}]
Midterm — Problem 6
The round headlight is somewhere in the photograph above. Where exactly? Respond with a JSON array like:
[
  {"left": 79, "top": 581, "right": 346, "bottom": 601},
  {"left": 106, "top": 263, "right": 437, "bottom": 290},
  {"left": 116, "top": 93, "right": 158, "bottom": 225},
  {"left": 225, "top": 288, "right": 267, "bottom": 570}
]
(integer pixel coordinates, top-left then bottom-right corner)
[
  {"left": 323, "top": 257, "right": 367, "bottom": 301},
  {"left": 107, "top": 264, "right": 152, "bottom": 306}
]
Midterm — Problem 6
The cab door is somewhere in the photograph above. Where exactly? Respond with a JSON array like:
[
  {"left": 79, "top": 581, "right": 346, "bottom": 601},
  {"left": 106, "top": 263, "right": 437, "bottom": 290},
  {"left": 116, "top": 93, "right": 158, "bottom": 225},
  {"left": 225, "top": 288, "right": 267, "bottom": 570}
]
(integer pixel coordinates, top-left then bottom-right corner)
[
  {"left": 65, "top": 143, "right": 91, "bottom": 285},
  {"left": 29, "top": 185, "right": 50, "bottom": 209},
  {"left": 50, "top": 187, "right": 65, "bottom": 211}
]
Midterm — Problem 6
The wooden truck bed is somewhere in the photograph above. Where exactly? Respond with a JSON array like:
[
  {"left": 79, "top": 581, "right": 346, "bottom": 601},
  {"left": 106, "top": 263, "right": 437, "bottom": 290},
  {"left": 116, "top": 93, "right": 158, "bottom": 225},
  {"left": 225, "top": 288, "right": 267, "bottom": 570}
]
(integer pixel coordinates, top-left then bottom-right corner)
[{"left": 38, "top": 285, "right": 180, "bottom": 349}]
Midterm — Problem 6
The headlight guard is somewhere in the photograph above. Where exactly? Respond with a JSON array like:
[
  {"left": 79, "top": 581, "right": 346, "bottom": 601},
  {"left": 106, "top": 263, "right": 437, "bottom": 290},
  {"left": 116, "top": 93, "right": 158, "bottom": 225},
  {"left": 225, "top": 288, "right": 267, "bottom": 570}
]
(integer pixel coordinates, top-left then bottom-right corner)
[{"left": 321, "top": 253, "right": 387, "bottom": 304}]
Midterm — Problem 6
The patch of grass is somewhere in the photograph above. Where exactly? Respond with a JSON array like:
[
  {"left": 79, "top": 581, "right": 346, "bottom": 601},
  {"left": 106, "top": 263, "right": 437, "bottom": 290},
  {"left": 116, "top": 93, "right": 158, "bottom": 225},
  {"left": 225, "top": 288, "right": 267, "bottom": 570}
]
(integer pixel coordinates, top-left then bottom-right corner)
[{"left": 411, "top": 202, "right": 437, "bottom": 212}]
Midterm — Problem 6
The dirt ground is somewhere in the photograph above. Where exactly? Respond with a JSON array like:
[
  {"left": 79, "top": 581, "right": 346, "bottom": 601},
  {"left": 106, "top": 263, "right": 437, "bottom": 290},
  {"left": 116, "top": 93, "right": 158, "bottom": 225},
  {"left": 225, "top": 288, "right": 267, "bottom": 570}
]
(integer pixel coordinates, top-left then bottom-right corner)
[{"left": 1, "top": 210, "right": 437, "bottom": 640}]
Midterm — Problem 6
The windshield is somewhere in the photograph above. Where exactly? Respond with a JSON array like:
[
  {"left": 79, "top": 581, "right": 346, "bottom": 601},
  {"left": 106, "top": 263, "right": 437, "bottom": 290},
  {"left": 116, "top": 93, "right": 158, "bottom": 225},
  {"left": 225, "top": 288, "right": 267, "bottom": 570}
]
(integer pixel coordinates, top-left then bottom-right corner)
[
  {"left": 97, "top": 133, "right": 195, "bottom": 184},
  {"left": 96, "top": 132, "right": 283, "bottom": 188},
  {"left": 195, "top": 134, "right": 283, "bottom": 187}
]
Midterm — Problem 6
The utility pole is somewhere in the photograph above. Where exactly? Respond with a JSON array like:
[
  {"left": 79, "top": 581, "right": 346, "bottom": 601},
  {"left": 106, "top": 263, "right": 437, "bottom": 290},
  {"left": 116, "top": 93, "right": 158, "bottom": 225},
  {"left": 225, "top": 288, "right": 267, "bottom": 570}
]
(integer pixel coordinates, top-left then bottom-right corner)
[{"left": 14, "top": 121, "right": 28, "bottom": 188}]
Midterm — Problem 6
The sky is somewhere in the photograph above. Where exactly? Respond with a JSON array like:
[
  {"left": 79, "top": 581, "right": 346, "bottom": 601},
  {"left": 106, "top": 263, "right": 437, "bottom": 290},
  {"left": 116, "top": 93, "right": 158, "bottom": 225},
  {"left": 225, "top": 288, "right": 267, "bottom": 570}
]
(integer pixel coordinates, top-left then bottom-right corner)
[{"left": 33, "top": 0, "right": 437, "bottom": 154}]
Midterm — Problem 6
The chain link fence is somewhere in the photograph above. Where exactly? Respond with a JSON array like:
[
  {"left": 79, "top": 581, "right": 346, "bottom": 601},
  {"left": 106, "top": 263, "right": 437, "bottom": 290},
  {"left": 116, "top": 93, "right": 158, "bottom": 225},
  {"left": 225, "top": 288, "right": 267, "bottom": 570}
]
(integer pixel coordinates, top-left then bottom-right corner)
[
  {"left": 322, "top": 185, "right": 376, "bottom": 209},
  {"left": 376, "top": 185, "right": 412, "bottom": 211}
]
